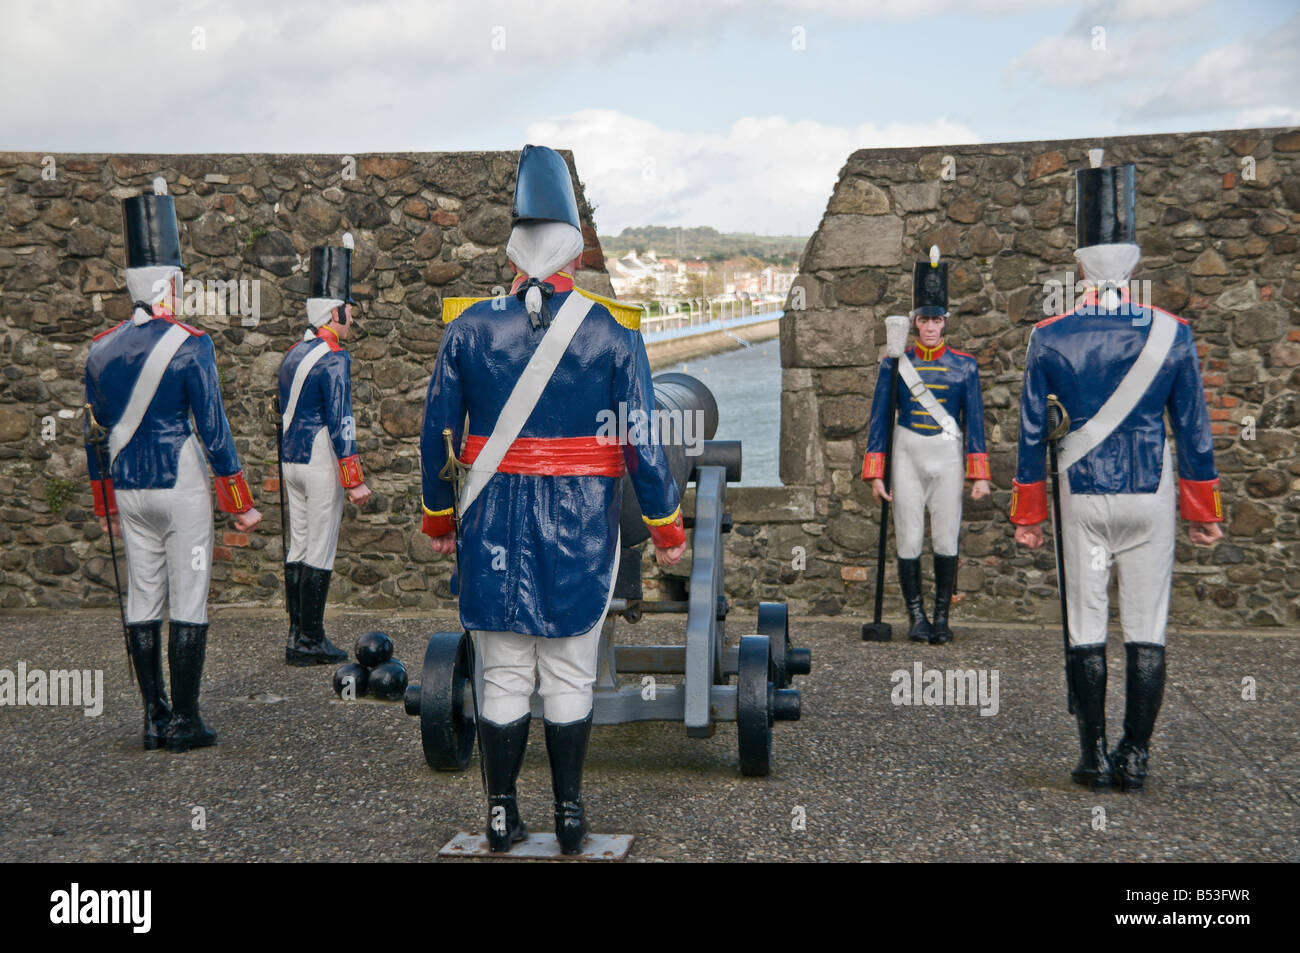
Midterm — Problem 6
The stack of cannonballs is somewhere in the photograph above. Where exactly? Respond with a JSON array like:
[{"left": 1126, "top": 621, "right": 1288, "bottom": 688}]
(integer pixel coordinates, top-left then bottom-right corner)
[{"left": 332, "top": 631, "right": 408, "bottom": 701}]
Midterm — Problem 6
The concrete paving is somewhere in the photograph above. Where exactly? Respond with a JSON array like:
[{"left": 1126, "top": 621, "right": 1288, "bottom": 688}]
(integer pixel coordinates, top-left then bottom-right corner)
[{"left": 1, "top": 608, "right": 1295, "bottom": 862}]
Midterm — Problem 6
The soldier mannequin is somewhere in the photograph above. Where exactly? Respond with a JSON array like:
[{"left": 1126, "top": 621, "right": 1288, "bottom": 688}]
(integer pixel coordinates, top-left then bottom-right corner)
[
  {"left": 277, "top": 235, "right": 371, "bottom": 666},
  {"left": 85, "top": 180, "right": 262, "bottom": 751},
  {"left": 1011, "top": 157, "right": 1223, "bottom": 791},
  {"left": 862, "top": 248, "right": 991, "bottom": 644},
  {"left": 421, "top": 145, "right": 685, "bottom": 854}
]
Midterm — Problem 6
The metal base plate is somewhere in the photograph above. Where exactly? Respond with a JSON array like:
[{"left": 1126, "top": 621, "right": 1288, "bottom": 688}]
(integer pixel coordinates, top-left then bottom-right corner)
[{"left": 438, "top": 832, "right": 633, "bottom": 861}]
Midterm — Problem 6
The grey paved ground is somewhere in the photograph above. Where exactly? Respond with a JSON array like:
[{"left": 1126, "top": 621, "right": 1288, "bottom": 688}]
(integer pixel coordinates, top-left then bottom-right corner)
[{"left": 1, "top": 608, "right": 1295, "bottom": 862}]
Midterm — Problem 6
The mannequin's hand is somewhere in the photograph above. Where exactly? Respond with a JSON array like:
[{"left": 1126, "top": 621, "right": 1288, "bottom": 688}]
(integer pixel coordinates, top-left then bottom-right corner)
[
  {"left": 1014, "top": 523, "right": 1045, "bottom": 549},
  {"left": 98, "top": 515, "right": 121, "bottom": 536},
  {"left": 970, "top": 479, "right": 991, "bottom": 501},
  {"left": 870, "top": 478, "right": 892, "bottom": 504},
  {"left": 1188, "top": 522, "right": 1223, "bottom": 546},
  {"left": 655, "top": 543, "right": 686, "bottom": 566},
  {"left": 234, "top": 507, "right": 262, "bottom": 532},
  {"left": 347, "top": 482, "right": 371, "bottom": 506},
  {"left": 430, "top": 533, "right": 456, "bottom": 555}
]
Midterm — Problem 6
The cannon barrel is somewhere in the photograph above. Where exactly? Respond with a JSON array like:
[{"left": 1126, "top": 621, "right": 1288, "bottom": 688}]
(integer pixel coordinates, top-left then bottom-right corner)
[{"left": 619, "top": 372, "right": 738, "bottom": 546}]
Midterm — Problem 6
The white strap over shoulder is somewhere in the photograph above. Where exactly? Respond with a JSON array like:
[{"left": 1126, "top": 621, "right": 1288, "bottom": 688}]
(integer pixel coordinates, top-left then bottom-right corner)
[
  {"left": 1058, "top": 308, "right": 1178, "bottom": 471},
  {"left": 457, "top": 290, "right": 595, "bottom": 516},
  {"left": 108, "top": 323, "right": 191, "bottom": 466}
]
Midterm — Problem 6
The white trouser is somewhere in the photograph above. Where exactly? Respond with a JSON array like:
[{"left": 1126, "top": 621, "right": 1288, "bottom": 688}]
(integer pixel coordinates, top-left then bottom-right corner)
[
  {"left": 116, "top": 435, "right": 214, "bottom": 625},
  {"left": 284, "top": 429, "right": 345, "bottom": 570},
  {"left": 478, "top": 546, "right": 619, "bottom": 725},
  {"left": 1059, "top": 442, "right": 1176, "bottom": 647},
  {"left": 891, "top": 425, "right": 964, "bottom": 559}
]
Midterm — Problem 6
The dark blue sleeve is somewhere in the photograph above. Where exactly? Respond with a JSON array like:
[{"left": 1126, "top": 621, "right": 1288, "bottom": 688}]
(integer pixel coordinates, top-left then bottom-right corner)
[
  {"left": 864, "top": 357, "right": 896, "bottom": 455},
  {"left": 419, "top": 322, "right": 465, "bottom": 531},
  {"left": 321, "top": 351, "right": 358, "bottom": 462},
  {"left": 613, "top": 323, "right": 681, "bottom": 524},
  {"left": 183, "top": 334, "right": 243, "bottom": 478},
  {"left": 1014, "top": 333, "right": 1050, "bottom": 489},
  {"left": 963, "top": 358, "right": 988, "bottom": 459},
  {"left": 84, "top": 364, "right": 105, "bottom": 482},
  {"left": 1166, "top": 324, "right": 1218, "bottom": 483}
]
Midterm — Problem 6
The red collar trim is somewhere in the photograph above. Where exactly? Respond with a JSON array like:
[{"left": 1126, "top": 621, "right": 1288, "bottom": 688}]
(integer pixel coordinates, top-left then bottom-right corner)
[
  {"left": 314, "top": 325, "right": 343, "bottom": 351},
  {"left": 913, "top": 340, "right": 946, "bottom": 361},
  {"left": 509, "top": 271, "right": 575, "bottom": 295}
]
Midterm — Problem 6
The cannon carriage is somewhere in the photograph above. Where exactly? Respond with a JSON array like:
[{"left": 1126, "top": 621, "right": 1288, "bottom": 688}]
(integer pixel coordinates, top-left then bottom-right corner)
[{"left": 403, "top": 372, "right": 810, "bottom": 776}]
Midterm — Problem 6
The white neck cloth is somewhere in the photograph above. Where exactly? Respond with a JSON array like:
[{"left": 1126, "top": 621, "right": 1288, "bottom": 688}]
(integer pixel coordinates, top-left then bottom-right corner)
[
  {"left": 306, "top": 297, "right": 343, "bottom": 328},
  {"left": 125, "top": 266, "right": 181, "bottom": 324},
  {"left": 1075, "top": 243, "right": 1141, "bottom": 310},
  {"left": 506, "top": 221, "right": 584, "bottom": 319}
]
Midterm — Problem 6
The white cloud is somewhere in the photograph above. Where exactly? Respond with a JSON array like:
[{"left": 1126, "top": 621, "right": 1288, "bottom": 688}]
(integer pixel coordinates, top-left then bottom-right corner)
[
  {"left": 1123, "top": 14, "right": 1300, "bottom": 125},
  {"left": 1006, "top": 0, "right": 1215, "bottom": 90},
  {"left": 526, "top": 109, "right": 979, "bottom": 235}
]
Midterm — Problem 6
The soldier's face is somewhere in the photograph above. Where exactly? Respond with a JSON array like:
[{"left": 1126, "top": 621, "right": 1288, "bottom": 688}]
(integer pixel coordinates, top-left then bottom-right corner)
[{"left": 915, "top": 315, "right": 945, "bottom": 347}]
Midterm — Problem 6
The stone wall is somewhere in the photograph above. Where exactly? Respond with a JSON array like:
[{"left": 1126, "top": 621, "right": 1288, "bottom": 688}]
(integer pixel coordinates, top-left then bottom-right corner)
[
  {"left": 769, "top": 127, "right": 1300, "bottom": 628},
  {"left": 0, "top": 151, "right": 610, "bottom": 610},
  {"left": 4, "top": 132, "right": 1298, "bottom": 630}
]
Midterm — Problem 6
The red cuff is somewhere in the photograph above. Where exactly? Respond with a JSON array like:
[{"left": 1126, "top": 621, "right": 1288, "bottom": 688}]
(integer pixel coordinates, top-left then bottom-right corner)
[
  {"left": 214, "top": 472, "right": 254, "bottom": 514},
  {"left": 966, "top": 453, "right": 991, "bottom": 480},
  {"left": 644, "top": 508, "right": 686, "bottom": 549},
  {"left": 1179, "top": 478, "right": 1223, "bottom": 522},
  {"left": 338, "top": 454, "right": 364, "bottom": 488},
  {"left": 422, "top": 507, "right": 455, "bottom": 539},
  {"left": 1009, "top": 480, "right": 1047, "bottom": 525},
  {"left": 91, "top": 479, "right": 117, "bottom": 517},
  {"left": 861, "top": 452, "right": 885, "bottom": 481}
]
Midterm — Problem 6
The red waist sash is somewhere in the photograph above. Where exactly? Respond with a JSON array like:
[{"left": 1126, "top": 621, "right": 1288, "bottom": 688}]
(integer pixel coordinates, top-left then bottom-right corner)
[{"left": 461, "top": 434, "right": 625, "bottom": 477}]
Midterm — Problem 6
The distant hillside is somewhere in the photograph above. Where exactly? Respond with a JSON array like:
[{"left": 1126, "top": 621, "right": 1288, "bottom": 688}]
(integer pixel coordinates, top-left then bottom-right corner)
[{"left": 600, "top": 226, "right": 809, "bottom": 266}]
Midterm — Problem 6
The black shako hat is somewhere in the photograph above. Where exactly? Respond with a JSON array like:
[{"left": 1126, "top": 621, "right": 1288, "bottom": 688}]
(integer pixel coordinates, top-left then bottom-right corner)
[
  {"left": 309, "top": 233, "right": 356, "bottom": 304},
  {"left": 911, "top": 245, "right": 948, "bottom": 317},
  {"left": 511, "top": 144, "right": 581, "bottom": 229},
  {"left": 1076, "top": 162, "right": 1136, "bottom": 248},
  {"left": 122, "top": 179, "right": 183, "bottom": 269}
]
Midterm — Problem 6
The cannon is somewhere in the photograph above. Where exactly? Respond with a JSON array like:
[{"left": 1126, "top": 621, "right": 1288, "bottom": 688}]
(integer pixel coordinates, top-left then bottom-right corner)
[{"left": 404, "top": 372, "right": 811, "bottom": 776}]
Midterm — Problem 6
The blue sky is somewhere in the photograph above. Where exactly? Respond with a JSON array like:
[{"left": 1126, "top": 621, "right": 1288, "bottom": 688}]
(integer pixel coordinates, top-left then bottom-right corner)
[{"left": 2, "top": 0, "right": 1296, "bottom": 235}]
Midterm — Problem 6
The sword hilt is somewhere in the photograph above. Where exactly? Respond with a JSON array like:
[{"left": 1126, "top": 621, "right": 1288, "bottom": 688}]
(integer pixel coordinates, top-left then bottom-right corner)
[
  {"left": 84, "top": 403, "right": 108, "bottom": 446},
  {"left": 438, "top": 428, "right": 467, "bottom": 484},
  {"left": 1046, "top": 394, "right": 1070, "bottom": 442}
]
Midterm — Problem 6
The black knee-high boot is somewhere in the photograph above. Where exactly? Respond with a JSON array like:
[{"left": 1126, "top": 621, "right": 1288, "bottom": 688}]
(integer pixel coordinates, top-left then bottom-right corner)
[
  {"left": 930, "top": 554, "right": 958, "bottom": 645},
  {"left": 1111, "top": 643, "right": 1166, "bottom": 793},
  {"left": 282, "top": 561, "right": 304, "bottom": 664},
  {"left": 545, "top": 713, "right": 593, "bottom": 855},
  {"left": 127, "top": 620, "right": 171, "bottom": 750},
  {"left": 1066, "top": 644, "right": 1112, "bottom": 790},
  {"left": 898, "top": 558, "right": 932, "bottom": 642},
  {"left": 480, "top": 714, "right": 530, "bottom": 852},
  {"left": 167, "top": 621, "right": 217, "bottom": 752},
  {"left": 289, "top": 565, "right": 348, "bottom": 666}
]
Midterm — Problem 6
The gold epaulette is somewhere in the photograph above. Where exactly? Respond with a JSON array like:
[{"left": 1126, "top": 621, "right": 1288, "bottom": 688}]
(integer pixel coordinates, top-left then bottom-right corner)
[
  {"left": 441, "top": 296, "right": 492, "bottom": 324},
  {"left": 574, "top": 288, "right": 642, "bottom": 331},
  {"left": 441, "top": 287, "right": 642, "bottom": 331}
]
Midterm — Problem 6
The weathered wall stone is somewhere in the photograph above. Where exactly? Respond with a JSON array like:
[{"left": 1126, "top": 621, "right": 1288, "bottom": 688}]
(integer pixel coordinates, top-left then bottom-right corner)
[{"left": 0, "top": 151, "right": 610, "bottom": 611}]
